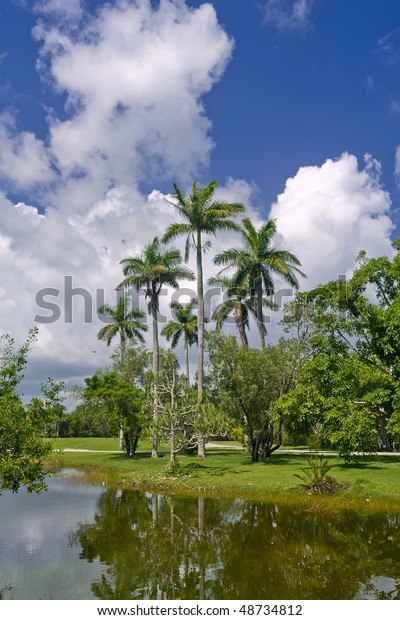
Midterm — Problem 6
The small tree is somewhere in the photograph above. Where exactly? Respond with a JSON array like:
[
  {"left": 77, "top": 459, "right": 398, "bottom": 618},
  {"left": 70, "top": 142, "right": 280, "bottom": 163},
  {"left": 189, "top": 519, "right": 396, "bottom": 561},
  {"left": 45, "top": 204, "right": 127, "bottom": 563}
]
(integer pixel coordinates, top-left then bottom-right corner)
[
  {"left": 0, "top": 329, "right": 64, "bottom": 493},
  {"left": 149, "top": 351, "right": 230, "bottom": 469},
  {"left": 82, "top": 372, "right": 145, "bottom": 457},
  {"left": 207, "top": 332, "right": 305, "bottom": 462}
]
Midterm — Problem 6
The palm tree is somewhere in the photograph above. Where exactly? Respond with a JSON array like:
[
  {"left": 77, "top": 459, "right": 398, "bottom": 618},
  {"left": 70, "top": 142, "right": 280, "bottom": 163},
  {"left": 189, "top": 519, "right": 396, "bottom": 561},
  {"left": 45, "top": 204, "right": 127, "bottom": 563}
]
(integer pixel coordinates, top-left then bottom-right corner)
[
  {"left": 208, "top": 276, "right": 252, "bottom": 347},
  {"left": 118, "top": 237, "right": 194, "bottom": 457},
  {"left": 163, "top": 180, "right": 245, "bottom": 458},
  {"left": 97, "top": 292, "right": 148, "bottom": 358},
  {"left": 214, "top": 217, "right": 306, "bottom": 349},
  {"left": 97, "top": 292, "right": 148, "bottom": 448},
  {"left": 161, "top": 299, "right": 198, "bottom": 384}
]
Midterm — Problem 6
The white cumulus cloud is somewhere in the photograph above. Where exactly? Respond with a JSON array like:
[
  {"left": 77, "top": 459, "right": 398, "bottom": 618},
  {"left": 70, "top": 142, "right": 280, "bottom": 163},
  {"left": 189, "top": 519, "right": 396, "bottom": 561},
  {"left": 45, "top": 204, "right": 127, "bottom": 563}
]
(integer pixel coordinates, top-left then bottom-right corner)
[
  {"left": 270, "top": 152, "right": 394, "bottom": 288},
  {"left": 30, "top": 0, "right": 234, "bottom": 206}
]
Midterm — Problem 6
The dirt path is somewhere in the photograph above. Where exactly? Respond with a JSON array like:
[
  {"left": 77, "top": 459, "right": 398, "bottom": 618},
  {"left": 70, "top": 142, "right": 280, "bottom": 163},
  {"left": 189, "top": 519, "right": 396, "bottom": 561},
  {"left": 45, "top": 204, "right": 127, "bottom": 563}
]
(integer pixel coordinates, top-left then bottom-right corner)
[{"left": 56, "top": 445, "right": 400, "bottom": 456}]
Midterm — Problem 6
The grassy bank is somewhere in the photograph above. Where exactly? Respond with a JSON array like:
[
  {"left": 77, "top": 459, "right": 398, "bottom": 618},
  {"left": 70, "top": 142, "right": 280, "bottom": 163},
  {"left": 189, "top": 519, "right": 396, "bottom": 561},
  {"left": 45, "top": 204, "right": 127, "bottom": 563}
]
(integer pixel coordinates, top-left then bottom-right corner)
[{"left": 47, "top": 438, "right": 400, "bottom": 510}]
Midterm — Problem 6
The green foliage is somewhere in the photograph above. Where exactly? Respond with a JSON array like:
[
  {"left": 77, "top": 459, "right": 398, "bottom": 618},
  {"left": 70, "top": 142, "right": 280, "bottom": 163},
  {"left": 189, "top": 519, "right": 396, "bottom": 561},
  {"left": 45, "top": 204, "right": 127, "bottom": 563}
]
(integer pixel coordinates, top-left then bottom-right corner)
[
  {"left": 277, "top": 242, "right": 400, "bottom": 457},
  {"left": 277, "top": 352, "right": 395, "bottom": 460},
  {"left": 294, "top": 452, "right": 339, "bottom": 495},
  {"left": 213, "top": 217, "right": 305, "bottom": 348},
  {"left": 97, "top": 292, "right": 148, "bottom": 347},
  {"left": 0, "top": 329, "right": 64, "bottom": 494},
  {"left": 111, "top": 342, "right": 152, "bottom": 387},
  {"left": 118, "top": 236, "right": 195, "bottom": 315},
  {"left": 163, "top": 180, "right": 245, "bottom": 256},
  {"left": 80, "top": 371, "right": 145, "bottom": 456},
  {"left": 207, "top": 332, "right": 306, "bottom": 461},
  {"left": 147, "top": 350, "right": 231, "bottom": 466}
]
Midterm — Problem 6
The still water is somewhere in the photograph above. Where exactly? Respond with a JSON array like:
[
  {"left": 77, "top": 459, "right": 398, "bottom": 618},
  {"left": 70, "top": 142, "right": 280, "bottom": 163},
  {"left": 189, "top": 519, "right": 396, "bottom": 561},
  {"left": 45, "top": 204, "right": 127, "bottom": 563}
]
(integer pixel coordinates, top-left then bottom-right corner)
[{"left": 1, "top": 470, "right": 400, "bottom": 600}]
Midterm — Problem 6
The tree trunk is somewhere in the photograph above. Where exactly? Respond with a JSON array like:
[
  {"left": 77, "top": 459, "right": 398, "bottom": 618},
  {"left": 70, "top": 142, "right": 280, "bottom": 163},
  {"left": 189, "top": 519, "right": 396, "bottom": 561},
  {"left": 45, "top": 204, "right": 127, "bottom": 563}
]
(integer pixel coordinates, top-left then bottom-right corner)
[
  {"left": 170, "top": 421, "right": 176, "bottom": 469},
  {"left": 377, "top": 413, "right": 392, "bottom": 451},
  {"left": 235, "top": 308, "right": 248, "bottom": 347},
  {"left": 256, "top": 284, "right": 265, "bottom": 350},
  {"left": 251, "top": 438, "right": 260, "bottom": 463},
  {"left": 151, "top": 290, "right": 160, "bottom": 458},
  {"left": 184, "top": 337, "right": 190, "bottom": 385},
  {"left": 120, "top": 336, "right": 126, "bottom": 450},
  {"left": 196, "top": 232, "right": 205, "bottom": 459}
]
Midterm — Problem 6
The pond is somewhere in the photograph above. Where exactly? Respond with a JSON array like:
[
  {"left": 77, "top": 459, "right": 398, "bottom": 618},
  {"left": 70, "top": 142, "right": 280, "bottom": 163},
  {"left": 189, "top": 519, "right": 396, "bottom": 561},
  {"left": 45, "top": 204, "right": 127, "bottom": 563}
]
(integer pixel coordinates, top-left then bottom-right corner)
[{"left": 1, "top": 470, "right": 400, "bottom": 600}]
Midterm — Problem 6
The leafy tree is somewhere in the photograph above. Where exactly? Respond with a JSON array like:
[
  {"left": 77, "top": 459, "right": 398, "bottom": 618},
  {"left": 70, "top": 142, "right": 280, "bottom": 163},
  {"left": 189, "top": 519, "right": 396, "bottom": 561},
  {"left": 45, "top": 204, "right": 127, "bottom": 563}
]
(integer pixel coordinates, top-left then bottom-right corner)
[
  {"left": 82, "top": 372, "right": 145, "bottom": 457},
  {"left": 161, "top": 299, "right": 198, "bottom": 384},
  {"left": 281, "top": 291, "right": 318, "bottom": 343},
  {"left": 207, "top": 332, "right": 305, "bottom": 461},
  {"left": 282, "top": 241, "right": 400, "bottom": 454},
  {"left": 118, "top": 237, "right": 194, "bottom": 457},
  {"left": 60, "top": 402, "right": 115, "bottom": 438},
  {"left": 214, "top": 218, "right": 305, "bottom": 349},
  {"left": 163, "top": 180, "right": 245, "bottom": 457},
  {"left": 0, "top": 329, "right": 63, "bottom": 493},
  {"left": 276, "top": 351, "right": 396, "bottom": 459},
  {"left": 111, "top": 341, "right": 152, "bottom": 388}
]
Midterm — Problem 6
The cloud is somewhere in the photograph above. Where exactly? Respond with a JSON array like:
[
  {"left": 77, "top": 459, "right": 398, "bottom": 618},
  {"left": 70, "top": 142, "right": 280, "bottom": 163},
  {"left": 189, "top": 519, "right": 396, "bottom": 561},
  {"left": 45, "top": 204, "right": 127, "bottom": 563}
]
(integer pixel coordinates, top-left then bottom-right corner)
[
  {"left": 377, "top": 28, "right": 400, "bottom": 65},
  {"left": 263, "top": 0, "right": 316, "bottom": 32},
  {"left": 29, "top": 0, "right": 234, "bottom": 202},
  {"left": 0, "top": 112, "right": 54, "bottom": 190},
  {"left": 394, "top": 146, "right": 400, "bottom": 185},
  {"left": 0, "top": 0, "right": 236, "bottom": 399},
  {"left": 34, "top": 0, "right": 83, "bottom": 21},
  {"left": 390, "top": 98, "right": 400, "bottom": 115},
  {"left": 269, "top": 153, "right": 394, "bottom": 288}
]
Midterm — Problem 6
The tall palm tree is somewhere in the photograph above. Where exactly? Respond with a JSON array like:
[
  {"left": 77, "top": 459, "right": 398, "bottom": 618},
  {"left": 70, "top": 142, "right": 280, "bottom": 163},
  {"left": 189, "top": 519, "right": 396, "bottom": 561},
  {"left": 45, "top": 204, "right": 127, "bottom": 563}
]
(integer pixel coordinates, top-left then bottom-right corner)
[
  {"left": 118, "top": 236, "right": 194, "bottom": 457},
  {"left": 214, "top": 217, "right": 306, "bottom": 349},
  {"left": 163, "top": 180, "right": 245, "bottom": 458},
  {"left": 161, "top": 299, "right": 198, "bottom": 384},
  {"left": 97, "top": 293, "right": 148, "bottom": 448}
]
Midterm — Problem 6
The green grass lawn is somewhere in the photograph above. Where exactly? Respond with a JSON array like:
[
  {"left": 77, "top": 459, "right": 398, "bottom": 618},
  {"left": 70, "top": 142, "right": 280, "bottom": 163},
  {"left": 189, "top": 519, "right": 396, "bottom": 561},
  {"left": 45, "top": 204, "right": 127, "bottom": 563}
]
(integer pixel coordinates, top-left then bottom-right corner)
[
  {"left": 47, "top": 438, "right": 400, "bottom": 510},
  {"left": 52, "top": 437, "right": 122, "bottom": 451}
]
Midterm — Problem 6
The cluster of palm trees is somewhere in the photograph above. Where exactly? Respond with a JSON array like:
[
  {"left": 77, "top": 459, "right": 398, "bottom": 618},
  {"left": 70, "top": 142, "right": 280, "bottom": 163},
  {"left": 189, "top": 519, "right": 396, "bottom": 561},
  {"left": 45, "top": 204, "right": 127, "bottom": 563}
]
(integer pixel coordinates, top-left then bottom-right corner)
[{"left": 97, "top": 180, "right": 305, "bottom": 458}]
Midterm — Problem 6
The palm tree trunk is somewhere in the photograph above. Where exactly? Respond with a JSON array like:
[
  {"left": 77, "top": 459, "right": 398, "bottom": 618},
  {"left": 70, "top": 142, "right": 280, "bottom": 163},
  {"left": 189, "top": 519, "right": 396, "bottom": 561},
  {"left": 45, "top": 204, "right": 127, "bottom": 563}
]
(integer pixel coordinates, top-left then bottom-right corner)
[
  {"left": 235, "top": 307, "right": 248, "bottom": 347},
  {"left": 196, "top": 231, "right": 205, "bottom": 459},
  {"left": 119, "top": 336, "right": 126, "bottom": 450},
  {"left": 184, "top": 337, "right": 190, "bottom": 385},
  {"left": 151, "top": 292, "right": 160, "bottom": 458},
  {"left": 256, "top": 284, "right": 265, "bottom": 349}
]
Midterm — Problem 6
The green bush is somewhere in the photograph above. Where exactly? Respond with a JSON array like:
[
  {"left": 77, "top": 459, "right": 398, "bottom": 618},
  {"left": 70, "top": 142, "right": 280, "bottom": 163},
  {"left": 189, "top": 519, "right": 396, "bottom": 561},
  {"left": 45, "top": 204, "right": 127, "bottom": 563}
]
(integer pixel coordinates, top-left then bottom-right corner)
[{"left": 294, "top": 452, "right": 340, "bottom": 495}]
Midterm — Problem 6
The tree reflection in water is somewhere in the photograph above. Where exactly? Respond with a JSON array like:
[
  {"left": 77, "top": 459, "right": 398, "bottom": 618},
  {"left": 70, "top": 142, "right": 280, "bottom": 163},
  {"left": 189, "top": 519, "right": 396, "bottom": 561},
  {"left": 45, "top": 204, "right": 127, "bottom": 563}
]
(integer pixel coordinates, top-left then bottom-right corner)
[{"left": 69, "top": 489, "right": 400, "bottom": 600}]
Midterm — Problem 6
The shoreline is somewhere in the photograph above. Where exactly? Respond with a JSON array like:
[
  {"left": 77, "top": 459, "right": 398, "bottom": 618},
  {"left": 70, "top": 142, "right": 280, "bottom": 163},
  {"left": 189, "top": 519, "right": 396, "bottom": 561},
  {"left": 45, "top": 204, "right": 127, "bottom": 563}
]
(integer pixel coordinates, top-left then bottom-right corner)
[{"left": 46, "top": 448, "right": 400, "bottom": 514}]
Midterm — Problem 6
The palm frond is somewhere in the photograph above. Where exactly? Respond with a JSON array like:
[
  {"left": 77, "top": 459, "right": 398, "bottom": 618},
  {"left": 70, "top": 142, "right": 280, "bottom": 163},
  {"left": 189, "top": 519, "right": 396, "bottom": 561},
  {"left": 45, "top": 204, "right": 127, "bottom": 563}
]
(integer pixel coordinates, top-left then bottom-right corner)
[{"left": 162, "top": 222, "right": 193, "bottom": 243}]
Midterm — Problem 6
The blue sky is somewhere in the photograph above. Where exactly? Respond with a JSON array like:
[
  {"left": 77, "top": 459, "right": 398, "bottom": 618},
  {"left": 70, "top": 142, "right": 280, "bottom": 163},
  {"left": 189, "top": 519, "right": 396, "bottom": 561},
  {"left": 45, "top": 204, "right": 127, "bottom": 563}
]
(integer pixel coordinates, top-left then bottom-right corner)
[
  {"left": 0, "top": 0, "right": 399, "bottom": 392},
  {"left": 1, "top": 0, "right": 400, "bottom": 216}
]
